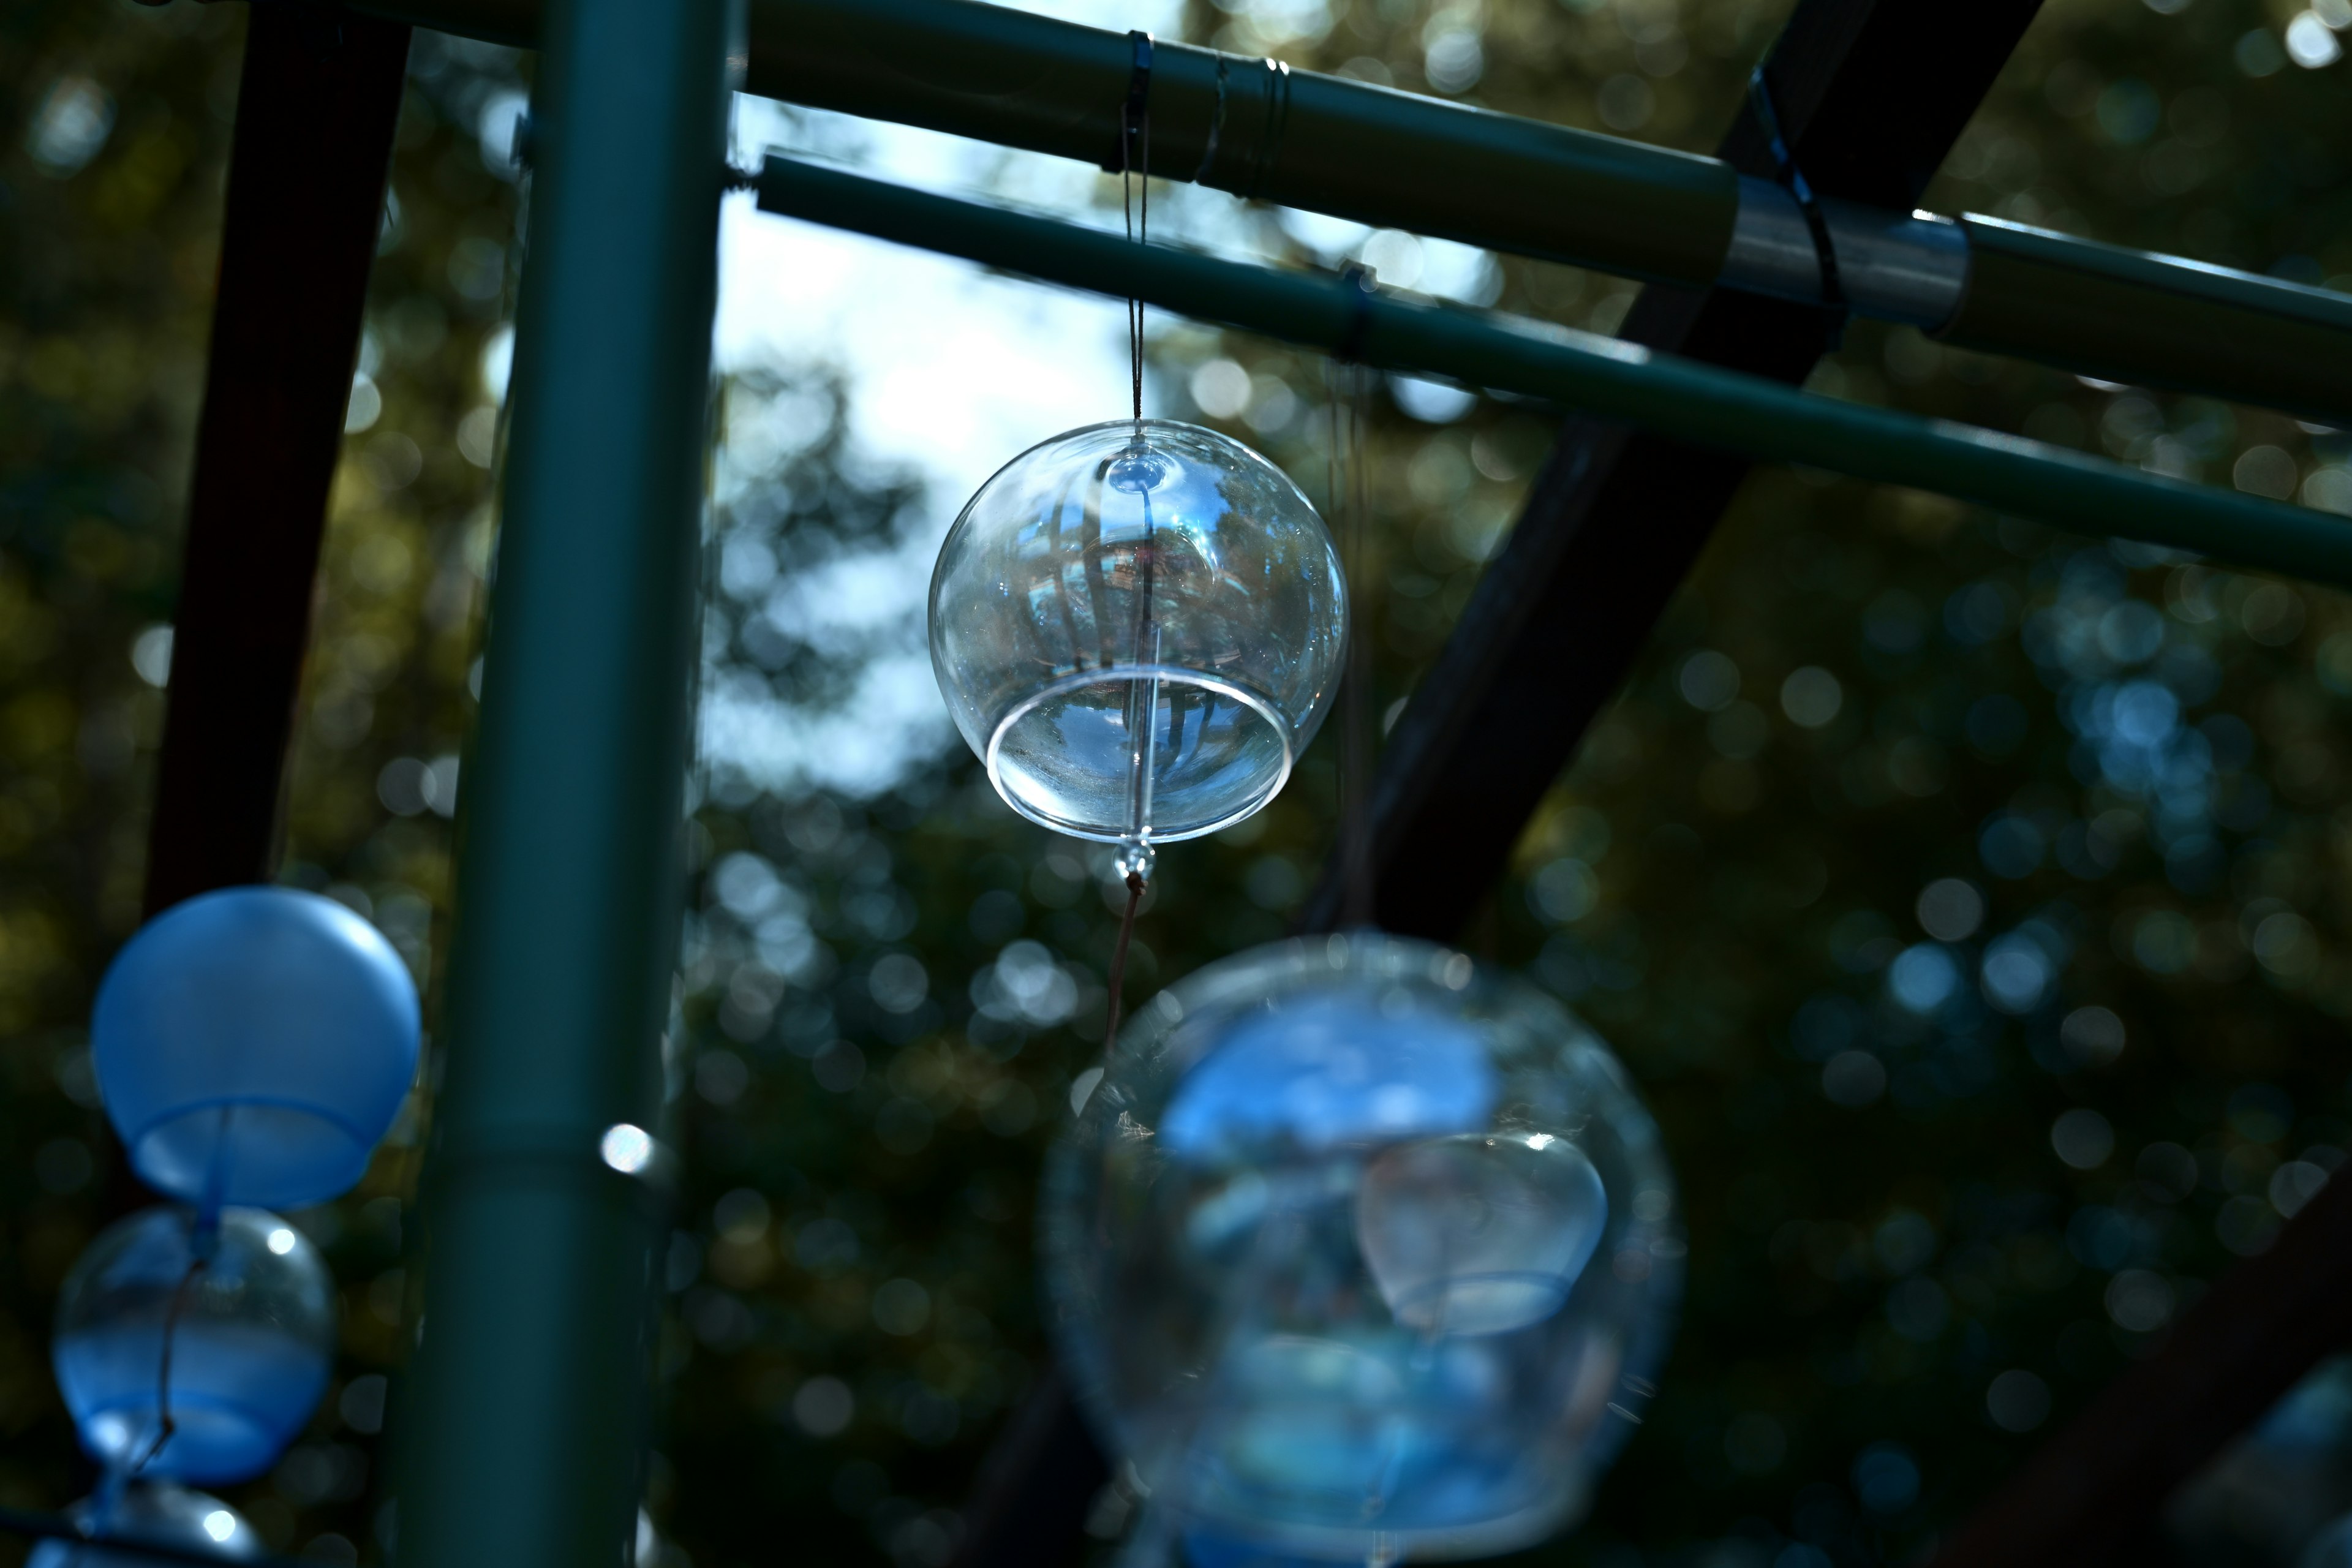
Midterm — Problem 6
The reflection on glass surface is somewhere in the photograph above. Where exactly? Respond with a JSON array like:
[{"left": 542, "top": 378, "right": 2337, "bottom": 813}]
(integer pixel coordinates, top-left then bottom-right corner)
[
  {"left": 53, "top": 1207, "right": 336, "bottom": 1485},
  {"left": 928, "top": 420, "right": 1346, "bottom": 852},
  {"left": 1044, "top": 933, "right": 1679, "bottom": 1562}
]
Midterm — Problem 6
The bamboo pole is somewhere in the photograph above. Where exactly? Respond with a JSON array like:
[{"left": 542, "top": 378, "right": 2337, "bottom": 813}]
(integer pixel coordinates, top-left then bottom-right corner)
[
  {"left": 391, "top": 0, "right": 729, "bottom": 1563},
  {"left": 339, "top": 0, "right": 2352, "bottom": 424},
  {"left": 754, "top": 155, "right": 2352, "bottom": 587}
]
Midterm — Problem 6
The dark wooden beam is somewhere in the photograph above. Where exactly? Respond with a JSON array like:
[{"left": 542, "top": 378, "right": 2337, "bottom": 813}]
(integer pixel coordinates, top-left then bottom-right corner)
[
  {"left": 1927, "top": 1171, "right": 2352, "bottom": 1568},
  {"left": 142, "top": 3, "right": 410, "bottom": 916},
  {"left": 1303, "top": 0, "right": 2046, "bottom": 940},
  {"left": 958, "top": 6, "right": 2045, "bottom": 1562},
  {"left": 948, "top": 1365, "right": 1102, "bottom": 1568}
]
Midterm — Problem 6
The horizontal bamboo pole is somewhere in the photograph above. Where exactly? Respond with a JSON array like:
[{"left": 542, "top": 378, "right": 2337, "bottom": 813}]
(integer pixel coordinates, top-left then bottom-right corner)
[
  {"left": 753, "top": 154, "right": 2352, "bottom": 588},
  {"left": 344, "top": 0, "right": 2352, "bottom": 424},
  {"left": 1943, "top": 216, "right": 2352, "bottom": 426}
]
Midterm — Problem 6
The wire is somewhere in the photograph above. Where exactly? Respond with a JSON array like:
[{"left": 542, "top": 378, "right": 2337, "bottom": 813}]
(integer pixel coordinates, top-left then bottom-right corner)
[
  {"left": 1329, "top": 267, "right": 1378, "bottom": 928},
  {"left": 1121, "top": 31, "right": 1154, "bottom": 426}
]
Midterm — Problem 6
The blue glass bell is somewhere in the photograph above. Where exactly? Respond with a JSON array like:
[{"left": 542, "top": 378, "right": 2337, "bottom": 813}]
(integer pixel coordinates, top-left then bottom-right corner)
[
  {"left": 53, "top": 1206, "right": 337, "bottom": 1484},
  {"left": 29, "top": 1482, "right": 263, "bottom": 1567},
  {"left": 92, "top": 886, "right": 420, "bottom": 1209},
  {"left": 1043, "top": 933, "right": 1679, "bottom": 1562}
]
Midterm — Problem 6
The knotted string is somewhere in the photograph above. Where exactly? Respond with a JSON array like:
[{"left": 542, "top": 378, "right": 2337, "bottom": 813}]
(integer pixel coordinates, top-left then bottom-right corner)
[
  {"left": 129, "top": 1254, "right": 208, "bottom": 1479},
  {"left": 130, "top": 1111, "right": 231, "bottom": 1480}
]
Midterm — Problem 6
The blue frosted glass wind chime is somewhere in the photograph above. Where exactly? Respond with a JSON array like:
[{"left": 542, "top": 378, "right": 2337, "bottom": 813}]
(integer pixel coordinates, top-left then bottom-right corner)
[
  {"left": 42, "top": 889, "right": 421, "bottom": 1561},
  {"left": 925, "top": 37, "right": 1681, "bottom": 1568}
]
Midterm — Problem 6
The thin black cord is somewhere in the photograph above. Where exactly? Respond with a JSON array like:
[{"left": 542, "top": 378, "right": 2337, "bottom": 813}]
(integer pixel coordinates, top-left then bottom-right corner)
[
  {"left": 1103, "top": 871, "right": 1145, "bottom": 1049},
  {"left": 1330, "top": 267, "right": 1377, "bottom": 928},
  {"left": 128, "top": 1256, "right": 206, "bottom": 1479},
  {"left": 1121, "top": 32, "right": 1154, "bottom": 425}
]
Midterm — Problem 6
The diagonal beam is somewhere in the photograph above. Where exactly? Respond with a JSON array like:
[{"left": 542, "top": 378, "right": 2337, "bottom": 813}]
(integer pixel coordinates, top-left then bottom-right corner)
[
  {"left": 1303, "top": 0, "right": 2045, "bottom": 940},
  {"left": 1927, "top": 1172, "right": 2352, "bottom": 1568},
  {"left": 141, "top": 5, "right": 410, "bottom": 916}
]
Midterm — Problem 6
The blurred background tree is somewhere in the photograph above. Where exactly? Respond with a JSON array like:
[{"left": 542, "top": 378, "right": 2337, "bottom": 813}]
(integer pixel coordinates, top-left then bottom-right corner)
[{"left": 5, "top": 0, "right": 2352, "bottom": 1566}]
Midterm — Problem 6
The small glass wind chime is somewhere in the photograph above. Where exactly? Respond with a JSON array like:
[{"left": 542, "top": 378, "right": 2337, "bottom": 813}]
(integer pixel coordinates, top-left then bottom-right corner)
[
  {"left": 934, "top": 54, "right": 1691, "bottom": 1566},
  {"left": 36, "top": 888, "right": 421, "bottom": 1562},
  {"left": 926, "top": 33, "right": 1350, "bottom": 1041}
]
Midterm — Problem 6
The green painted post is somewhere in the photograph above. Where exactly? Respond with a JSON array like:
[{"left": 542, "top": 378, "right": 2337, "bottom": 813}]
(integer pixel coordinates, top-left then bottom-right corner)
[{"left": 391, "top": 0, "right": 729, "bottom": 1562}]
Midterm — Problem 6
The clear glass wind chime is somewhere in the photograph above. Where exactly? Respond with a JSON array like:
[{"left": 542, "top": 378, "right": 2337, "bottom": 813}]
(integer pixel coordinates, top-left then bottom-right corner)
[
  {"left": 1023, "top": 245, "right": 1685, "bottom": 1566},
  {"left": 927, "top": 36, "right": 1348, "bottom": 1031}
]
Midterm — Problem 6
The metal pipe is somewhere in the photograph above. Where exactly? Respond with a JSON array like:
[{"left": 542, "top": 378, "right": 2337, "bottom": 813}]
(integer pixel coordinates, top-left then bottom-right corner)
[
  {"left": 391, "top": 0, "right": 730, "bottom": 1564},
  {"left": 342, "top": 0, "right": 2352, "bottom": 424},
  {"left": 1721, "top": 178, "right": 1970, "bottom": 330},
  {"left": 754, "top": 155, "right": 2352, "bottom": 587},
  {"left": 1939, "top": 215, "right": 2352, "bottom": 426}
]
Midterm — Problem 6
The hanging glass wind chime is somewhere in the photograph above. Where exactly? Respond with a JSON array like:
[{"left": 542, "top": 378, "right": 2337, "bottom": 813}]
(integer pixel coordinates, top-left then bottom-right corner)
[
  {"left": 42, "top": 886, "right": 422, "bottom": 1555},
  {"left": 1034, "top": 307, "right": 1684, "bottom": 1563},
  {"left": 927, "top": 35, "right": 1349, "bottom": 1031}
]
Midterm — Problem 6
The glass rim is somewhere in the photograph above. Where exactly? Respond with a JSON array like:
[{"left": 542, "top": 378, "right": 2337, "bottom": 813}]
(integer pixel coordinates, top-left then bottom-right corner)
[{"left": 983, "top": 663, "right": 1297, "bottom": 845}]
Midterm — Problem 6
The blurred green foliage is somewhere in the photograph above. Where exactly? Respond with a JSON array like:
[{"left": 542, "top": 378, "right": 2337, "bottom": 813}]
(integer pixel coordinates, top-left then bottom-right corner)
[{"left": 5, "top": 0, "right": 2352, "bottom": 1566}]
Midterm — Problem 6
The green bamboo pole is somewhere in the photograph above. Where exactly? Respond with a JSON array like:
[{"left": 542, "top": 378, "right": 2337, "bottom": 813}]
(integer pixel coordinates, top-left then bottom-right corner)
[
  {"left": 755, "top": 155, "right": 2352, "bottom": 588},
  {"left": 344, "top": 0, "right": 2352, "bottom": 425},
  {"left": 392, "top": 0, "right": 729, "bottom": 1563},
  {"left": 1941, "top": 215, "right": 2352, "bottom": 426}
]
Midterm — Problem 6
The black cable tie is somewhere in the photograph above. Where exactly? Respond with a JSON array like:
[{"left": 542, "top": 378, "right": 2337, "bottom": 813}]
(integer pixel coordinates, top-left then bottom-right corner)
[
  {"left": 1748, "top": 66, "right": 1845, "bottom": 331},
  {"left": 1107, "top": 31, "right": 1155, "bottom": 174}
]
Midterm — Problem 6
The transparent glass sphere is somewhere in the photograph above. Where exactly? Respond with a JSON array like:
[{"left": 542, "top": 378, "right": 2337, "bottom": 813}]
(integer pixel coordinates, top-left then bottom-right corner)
[
  {"left": 54, "top": 1205, "right": 337, "bottom": 1483},
  {"left": 1042, "top": 933, "right": 1679, "bottom": 1562},
  {"left": 29, "top": 1482, "right": 263, "bottom": 1567},
  {"left": 929, "top": 419, "right": 1347, "bottom": 847}
]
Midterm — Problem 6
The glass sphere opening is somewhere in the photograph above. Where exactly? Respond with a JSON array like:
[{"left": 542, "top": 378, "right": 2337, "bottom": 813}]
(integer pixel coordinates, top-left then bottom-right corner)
[
  {"left": 988, "top": 663, "right": 1294, "bottom": 843},
  {"left": 53, "top": 1206, "right": 336, "bottom": 1484},
  {"left": 130, "top": 1102, "right": 372, "bottom": 1216},
  {"left": 932, "top": 420, "right": 1346, "bottom": 844},
  {"left": 1043, "top": 935, "right": 1679, "bottom": 1562}
]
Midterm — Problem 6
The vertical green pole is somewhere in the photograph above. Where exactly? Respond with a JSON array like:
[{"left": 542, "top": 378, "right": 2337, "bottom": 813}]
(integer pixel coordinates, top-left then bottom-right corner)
[{"left": 393, "top": 0, "right": 728, "bottom": 1562}]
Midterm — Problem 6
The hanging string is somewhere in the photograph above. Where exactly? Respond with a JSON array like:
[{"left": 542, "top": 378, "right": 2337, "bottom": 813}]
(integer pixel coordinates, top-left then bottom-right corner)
[
  {"left": 128, "top": 1254, "right": 206, "bottom": 1479},
  {"left": 1120, "top": 32, "right": 1154, "bottom": 427},
  {"left": 1103, "top": 31, "right": 1156, "bottom": 1052},
  {"left": 131, "top": 1111, "right": 232, "bottom": 1479},
  {"left": 1330, "top": 266, "right": 1378, "bottom": 929},
  {"left": 1103, "top": 869, "right": 1146, "bottom": 1048}
]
